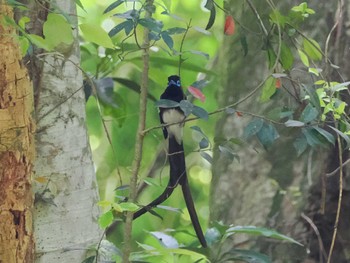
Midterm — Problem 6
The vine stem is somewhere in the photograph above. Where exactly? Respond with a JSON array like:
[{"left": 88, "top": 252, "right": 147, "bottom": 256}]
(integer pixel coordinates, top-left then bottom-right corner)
[
  {"left": 327, "top": 134, "right": 343, "bottom": 263},
  {"left": 122, "top": 0, "right": 153, "bottom": 261}
]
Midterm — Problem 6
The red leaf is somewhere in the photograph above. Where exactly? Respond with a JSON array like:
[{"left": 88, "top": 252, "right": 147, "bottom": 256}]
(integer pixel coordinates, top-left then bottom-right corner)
[
  {"left": 224, "top": 16, "right": 235, "bottom": 35},
  {"left": 275, "top": 78, "right": 281, "bottom": 89},
  {"left": 188, "top": 86, "right": 206, "bottom": 102},
  {"left": 236, "top": 111, "right": 243, "bottom": 117}
]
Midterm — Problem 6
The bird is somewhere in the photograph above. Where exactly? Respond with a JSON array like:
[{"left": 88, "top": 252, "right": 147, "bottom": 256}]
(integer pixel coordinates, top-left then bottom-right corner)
[{"left": 133, "top": 75, "right": 207, "bottom": 248}]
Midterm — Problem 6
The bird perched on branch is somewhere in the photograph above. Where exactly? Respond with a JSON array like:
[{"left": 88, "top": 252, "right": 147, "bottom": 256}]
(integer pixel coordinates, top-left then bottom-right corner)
[{"left": 133, "top": 75, "right": 207, "bottom": 248}]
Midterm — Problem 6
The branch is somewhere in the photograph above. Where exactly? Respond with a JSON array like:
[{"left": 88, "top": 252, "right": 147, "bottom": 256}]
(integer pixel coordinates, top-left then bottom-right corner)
[{"left": 122, "top": 0, "right": 153, "bottom": 261}]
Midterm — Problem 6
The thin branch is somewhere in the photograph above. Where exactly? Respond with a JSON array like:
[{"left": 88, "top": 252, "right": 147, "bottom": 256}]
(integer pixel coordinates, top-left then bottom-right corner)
[
  {"left": 301, "top": 213, "right": 327, "bottom": 263},
  {"left": 178, "top": 19, "right": 192, "bottom": 77},
  {"left": 327, "top": 134, "right": 344, "bottom": 263},
  {"left": 122, "top": 0, "right": 153, "bottom": 261}
]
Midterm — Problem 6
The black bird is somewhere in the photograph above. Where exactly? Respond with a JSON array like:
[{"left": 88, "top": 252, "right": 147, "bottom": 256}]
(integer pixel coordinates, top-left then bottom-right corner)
[{"left": 133, "top": 75, "right": 207, "bottom": 248}]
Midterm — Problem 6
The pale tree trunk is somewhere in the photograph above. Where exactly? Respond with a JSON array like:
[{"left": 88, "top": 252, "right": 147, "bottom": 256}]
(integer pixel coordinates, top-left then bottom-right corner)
[
  {"left": 0, "top": 2, "right": 35, "bottom": 263},
  {"left": 21, "top": 1, "right": 103, "bottom": 262},
  {"left": 211, "top": 0, "right": 350, "bottom": 262}
]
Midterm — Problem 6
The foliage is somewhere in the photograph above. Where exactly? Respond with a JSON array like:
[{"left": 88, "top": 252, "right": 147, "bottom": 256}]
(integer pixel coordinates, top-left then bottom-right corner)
[{"left": 6, "top": 0, "right": 350, "bottom": 262}]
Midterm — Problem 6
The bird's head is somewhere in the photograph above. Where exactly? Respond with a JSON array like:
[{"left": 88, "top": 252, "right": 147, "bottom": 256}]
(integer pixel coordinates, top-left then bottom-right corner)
[{"left": 168, "top": 75, "right": 181, "bottom": 87}]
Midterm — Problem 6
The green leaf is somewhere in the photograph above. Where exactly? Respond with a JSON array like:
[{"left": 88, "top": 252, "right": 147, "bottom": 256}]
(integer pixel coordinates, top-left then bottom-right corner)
[
  {"left": 243, "top": 118, "right": 264, "bottom": 138},
  {"left": 280, "top": 42, "right": 294, "bottom": 70},
  {"left": 223, "top": 249, "right": 271, "bottom": 263},
  {"left": 219, "top": 145, "right": 239, "bottom": 162},
  {"left": 267, "top": 48, "right": 276, "bottom": 69},
  {"left": 257, "top": 123, "right": 279, "bottom": 149},
  {"left": 193, "top": 26, "right": 211, "bottom": 35},
  {"left": 204, "top": 0, "right": 216, "bottom": 30},
  {"left": 298, "top": 49, "right": 309, "bottom": 67},
  {"left": 269, "top": 9, "right": 287, "bottom": 27},
  {"left": 303, "top": 38, "right": 322, "bottom": 61},
  {"left": 293, "top": 137, "right": 308, "bottom": 156},
  {"left": 226, "top": 226, "right": 303, "bottom": 246},
  {"left": 260, "top": 76, "right": 276, "bottom": 102},
  {"left": 166, "top": 27, "right": 186, "bottom": 35},
  {"left": 149, "top": 232, "right": 179, "bottom": 248},
  {"left": 160, "top": 31, "right": 173, "bottom": 49},
  {"left": 81, "top": 256, "right": 95, "bottom": 263},
  {"left": 138, "top": 18, "right": 163, "bottom": 33},
  {"left": 189, "top": 50, "right": 210, "bottom": 60},
  {"left": 98, "top": 210, "right": 113, "bottom": 229},
  {"left": 313, "top": 127, "right": 335, "bottom": 145},
  {"left": 118, "top": 202, "right": 139, "bottom": 211},
  {"left": 103, "top": 0, "right": 124, "bottom": 13},
  {"left": 44, "top": 13, "right": 74, "bottom": 50},
  {"left": 328, "top": 125, "right": 350, "bottom": 147},
  {"left": 113, "top": 77, "right": 157, "bottom": 101},
  {"left": 155, "top": 99, "right": 180, "bottom": 108},
  {"left": 109, "top": 20, "right": 134, "bottom": 37},
  {"left": 192, "top": 105, "right": 209, "bottom": 120},
  {"left": 27, "top": 34, "right": 50, "bottom": 50},
  {"left": 80, "top": 23, "right": 114, "bottom": 49},
  {"left": 300, "top": 104, "right": 318, "bottom": 123},
  {"left": 200, "top": 152, "right": 212, "bottom": 164},
  {"left": 240, "top": 33, "right": 248, "bottom": 56},
  {"left": 330, "top": 81, "right": 350, "bottom": 92},
  {"left": 75, "top": 0, "right": 85, "bottom": 11},
  {"left": 302, "top": 127, "right": 322, "bottom": 147},
  {"left": 179, "top": 100, "right": 194, "bottom": 116},
  {"left": 284, "top": 120, "right": 305, "bottom": 127}
]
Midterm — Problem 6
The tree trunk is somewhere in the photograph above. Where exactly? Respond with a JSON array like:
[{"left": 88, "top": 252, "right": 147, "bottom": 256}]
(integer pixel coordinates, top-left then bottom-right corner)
[
  {"left": 17, "top": 1, "right": 103, "bottom": 262},
  {"left": 0, "top": 2, "right": 35, "bottom": 263},
  {"left": 211, "top": 0, "right": 350, "bottom": 262}
]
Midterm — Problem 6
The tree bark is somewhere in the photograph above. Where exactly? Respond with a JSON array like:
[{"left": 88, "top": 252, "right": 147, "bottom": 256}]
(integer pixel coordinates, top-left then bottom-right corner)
[
  {"left": 0, "top": 2, "right": 35, "bottom": 263},
  {"left": 21, "top": 1, "right": 103, "bottom": 262},
  {"left": 211, "top": 0, "right": 350, "bottom": 262}
]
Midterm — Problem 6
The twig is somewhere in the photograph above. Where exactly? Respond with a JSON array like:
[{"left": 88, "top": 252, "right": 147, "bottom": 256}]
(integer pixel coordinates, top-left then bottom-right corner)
[
  {"left": 327, "top": 134, "right": 344, "bottom": 263},
  {"left": 326, "top": 158, "right": 350, "bottom": 177},
  {"left": 178, "top": 19, "right": 192, "bottom": 77},
  {"left": 122, "top": 0, "right": 153, "bottom": 261},
  {"left": 301, "top": 213, "right": 327, "bottom": 263}
]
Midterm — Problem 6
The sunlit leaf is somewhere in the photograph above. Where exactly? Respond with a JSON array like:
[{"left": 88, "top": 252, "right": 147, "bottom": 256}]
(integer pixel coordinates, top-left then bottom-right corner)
[
  {"left": 260, "top": 76, "right": 276, "bottom": 102},
  {"left": 298, "top": 49, "right": 309, "bottom": 67},
  {"left": 118, "top": 202, "right": 139, "bottom": 211},
  {"left": 149, "top": 232, "right": 179, "bottom": 248},
  {"left": 280, "top": 42, "right": 294, "bottom": 70},
  {"left": 303, "top": 38, "right": 322, "bottom": 61},
  {"left": 80, "top": 23, "right": 114, "bottom": 49},
  {"left": 98, "top": 210, "right": 113, "bottom": 228}
]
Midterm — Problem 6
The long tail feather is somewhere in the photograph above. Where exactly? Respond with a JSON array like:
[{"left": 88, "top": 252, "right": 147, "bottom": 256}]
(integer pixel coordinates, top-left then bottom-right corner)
[
  {"left": 169, "top": 137, "right": 207, "bottom": 247},
  {"left": 133, "top": 181, "right": 175, "bottom": 220}
]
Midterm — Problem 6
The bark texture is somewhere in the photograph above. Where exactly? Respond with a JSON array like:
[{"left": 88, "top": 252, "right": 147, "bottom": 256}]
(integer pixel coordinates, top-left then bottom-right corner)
[
  {"left": 211, "top": 0, "right": 350, "bottom": 262},
  {"left": 24, "top": 1, "right": 102, "bottom": 262},
  {"left": 0, "top": 3, "right": 35, "bottom": 263}
]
